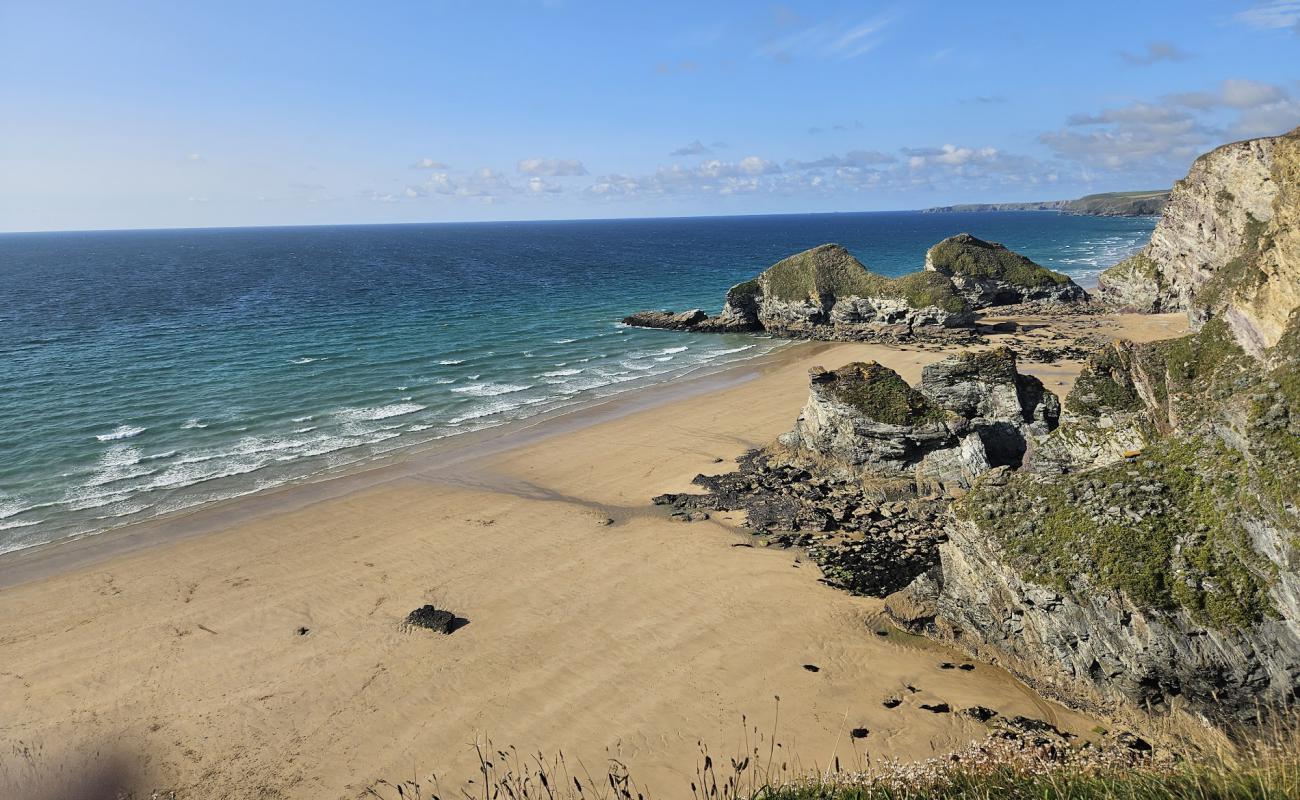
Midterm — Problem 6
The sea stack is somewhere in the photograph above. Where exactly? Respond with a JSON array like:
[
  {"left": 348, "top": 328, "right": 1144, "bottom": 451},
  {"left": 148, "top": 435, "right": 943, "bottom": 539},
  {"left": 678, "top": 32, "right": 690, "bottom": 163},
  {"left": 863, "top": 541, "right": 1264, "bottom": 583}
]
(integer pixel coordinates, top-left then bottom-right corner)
[
  {"left": 624, "top": 243, "right": 975, "bottom": 341},
  {"left": 924, "top": 233, "right": 1088, "bottom": 308}
]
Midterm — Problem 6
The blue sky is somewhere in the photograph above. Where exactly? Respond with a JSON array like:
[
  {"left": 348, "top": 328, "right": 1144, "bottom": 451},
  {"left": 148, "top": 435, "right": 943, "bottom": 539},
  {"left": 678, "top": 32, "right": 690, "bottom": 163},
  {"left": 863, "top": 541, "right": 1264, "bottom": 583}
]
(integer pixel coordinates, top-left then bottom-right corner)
[{"left": 2, "top": 0, "right": 1298, "bottom": 231}]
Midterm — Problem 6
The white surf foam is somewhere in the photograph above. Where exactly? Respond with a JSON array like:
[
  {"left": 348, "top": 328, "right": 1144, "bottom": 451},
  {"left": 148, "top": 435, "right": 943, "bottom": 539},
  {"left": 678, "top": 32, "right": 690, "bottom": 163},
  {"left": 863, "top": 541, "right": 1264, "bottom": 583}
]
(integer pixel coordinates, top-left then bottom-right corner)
[
  {"left": 451, "top": 382, "right": 532, "bottom": 397},
  {"left": 334, "top": 402, "right": 427, "bottom": 422},
  {"left": 95, "top": 425, "right": 145, "bottom": 442}
]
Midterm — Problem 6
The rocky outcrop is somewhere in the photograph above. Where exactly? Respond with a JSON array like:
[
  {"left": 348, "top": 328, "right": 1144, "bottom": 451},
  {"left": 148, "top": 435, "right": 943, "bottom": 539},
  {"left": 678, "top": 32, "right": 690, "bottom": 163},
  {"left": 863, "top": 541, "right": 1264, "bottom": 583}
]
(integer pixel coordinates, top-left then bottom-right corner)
[
  {"left": 652, "top": 348, "right": 1061, "bottom": 597},
  {"left": 924, "top": 234, "right": 1088, "bottom": 308},
  {"left": 624, "top": 243, "right": 976, "bottom": 341},
  {"left": 777, "top": 350, "right": 1059, "bottom": 490},
  {"left": 1097, "top": 127, "right": 1299, "bottom": 359},
  {"left": 779, "top": 362, "right": 960, "bottom": 476},
  {"left": 621, "top": 308, "right": 712, "bottom": 331},
  {"left": 919, "top": 348, "right": 1060, "bottom": 469},
  {"left": 908, "top": 140, "right": 1300, "bottom": 724},
  {"left": 780, "top": 354, "right": 1047, "bottom": 489}
]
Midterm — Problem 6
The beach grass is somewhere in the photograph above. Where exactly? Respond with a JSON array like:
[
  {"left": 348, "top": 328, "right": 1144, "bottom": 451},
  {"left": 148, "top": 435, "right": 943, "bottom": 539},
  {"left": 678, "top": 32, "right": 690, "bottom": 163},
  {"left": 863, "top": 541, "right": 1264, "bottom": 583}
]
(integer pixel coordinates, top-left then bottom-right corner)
[{"left": 366, "top": 705, "right": 1300, "bottom": 800}]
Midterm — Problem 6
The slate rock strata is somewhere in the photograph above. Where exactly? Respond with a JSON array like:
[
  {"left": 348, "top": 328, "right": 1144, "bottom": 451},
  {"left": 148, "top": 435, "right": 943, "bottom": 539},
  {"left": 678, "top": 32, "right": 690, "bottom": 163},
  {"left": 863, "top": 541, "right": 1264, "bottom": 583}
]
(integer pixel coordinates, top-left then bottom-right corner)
[{"left": 901, "top": 129, "right": 1300, "bottom": 727}]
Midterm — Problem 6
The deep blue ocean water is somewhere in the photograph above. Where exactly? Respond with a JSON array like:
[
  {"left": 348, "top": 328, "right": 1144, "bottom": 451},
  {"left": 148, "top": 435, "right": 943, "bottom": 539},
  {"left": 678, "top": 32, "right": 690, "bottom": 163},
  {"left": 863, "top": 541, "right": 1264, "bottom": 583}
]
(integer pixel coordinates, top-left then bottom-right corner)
[{"left": 0, "top": 211, "right": 1155, "bottom": 553}]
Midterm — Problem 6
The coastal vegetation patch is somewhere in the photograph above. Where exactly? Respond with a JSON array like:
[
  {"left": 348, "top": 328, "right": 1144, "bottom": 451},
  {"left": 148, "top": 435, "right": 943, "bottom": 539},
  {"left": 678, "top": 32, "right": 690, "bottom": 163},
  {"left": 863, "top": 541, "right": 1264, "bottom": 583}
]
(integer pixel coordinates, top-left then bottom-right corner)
[{"left": 927, "top": 234, "right": 1072, "bottom": 290}]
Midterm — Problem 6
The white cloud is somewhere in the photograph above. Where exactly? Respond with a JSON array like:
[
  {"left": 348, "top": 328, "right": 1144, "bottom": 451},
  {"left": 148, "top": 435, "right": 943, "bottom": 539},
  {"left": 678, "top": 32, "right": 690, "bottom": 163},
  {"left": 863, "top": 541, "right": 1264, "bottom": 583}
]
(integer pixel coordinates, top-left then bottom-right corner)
[
  {"left": 739, "top": 156, "right": 780, "bottom": 175},
  {"left": 585, "top": 141, "right": 1059, "bottom": 203},
  {"left": 412, "top": 157, "right": 450, "bottom": 169},
  {"left": 1234, "top": 0, "right": 1300, "bottom": 29},
  {"left": 526, "top": 176, "right": 562, "bottom": 194},
  {"left": 1041, "top": 80, "right": 1300, "bottom": 172},
  {"left": 517, "top": 157, "right": 588, "bottom": 176},
  {"left": 186, "top": 153, "right": 203, "bottom": 162}
]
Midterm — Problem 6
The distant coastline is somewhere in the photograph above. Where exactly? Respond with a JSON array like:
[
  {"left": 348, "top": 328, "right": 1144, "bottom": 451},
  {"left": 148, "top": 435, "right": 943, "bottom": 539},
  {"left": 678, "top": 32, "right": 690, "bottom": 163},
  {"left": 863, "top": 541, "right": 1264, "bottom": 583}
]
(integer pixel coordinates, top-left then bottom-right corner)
[{"left": 921, "top": 189, "right": 1170, "bottom": 217}]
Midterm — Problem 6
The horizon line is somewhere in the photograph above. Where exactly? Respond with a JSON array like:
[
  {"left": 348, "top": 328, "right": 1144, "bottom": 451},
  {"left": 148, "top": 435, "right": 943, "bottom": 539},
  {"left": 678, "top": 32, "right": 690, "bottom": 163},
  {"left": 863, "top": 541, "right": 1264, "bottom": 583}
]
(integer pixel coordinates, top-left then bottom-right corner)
[{"left": 0, "top": 203, "right": 1092, "bottom": 237}]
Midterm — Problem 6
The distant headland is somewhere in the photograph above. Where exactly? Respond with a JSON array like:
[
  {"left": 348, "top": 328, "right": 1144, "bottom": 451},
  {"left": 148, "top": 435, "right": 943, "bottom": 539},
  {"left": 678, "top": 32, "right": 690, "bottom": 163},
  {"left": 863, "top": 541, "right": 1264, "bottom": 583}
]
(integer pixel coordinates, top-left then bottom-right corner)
[{"left": 921, "top": 189, "right": 1170, "bottom": 217}]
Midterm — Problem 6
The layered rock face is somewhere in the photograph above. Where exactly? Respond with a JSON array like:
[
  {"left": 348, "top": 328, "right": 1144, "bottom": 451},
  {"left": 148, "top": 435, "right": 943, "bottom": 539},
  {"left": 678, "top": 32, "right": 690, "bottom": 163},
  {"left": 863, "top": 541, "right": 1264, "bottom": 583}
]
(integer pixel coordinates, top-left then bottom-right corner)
[
  {"left": 1098, "top": 127, "right": 1299, "bottom": 359},
  {"left": 624, "top": 243, "right": 976, "bottom": 341},
  {"left": 917, "top": 320, "right": 1300, "bottom": 723},
  {"left": 925, "top": 234, "right": 1088, "bottom": 308},
  {"left": 905, "top": 130, "right": 1300, "bottom": 725}
]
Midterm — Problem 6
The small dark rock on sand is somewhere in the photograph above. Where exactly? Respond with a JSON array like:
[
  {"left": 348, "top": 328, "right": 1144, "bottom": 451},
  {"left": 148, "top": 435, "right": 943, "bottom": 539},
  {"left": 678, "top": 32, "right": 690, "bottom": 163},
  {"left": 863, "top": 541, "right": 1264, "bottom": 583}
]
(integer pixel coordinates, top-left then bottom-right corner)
[
  {"left": 920, "top": 702, "right": 951, "bottom": 713},
  {"left": 963, "top": 706, "right": 998, "bottom": 722},
  {"left": 296, "top": 626, "right": 310, "bottom": 636},
  {"left": 803, "top": 664, "right": 821, "bottom": 673},
  {"left": 882, "top": 697, "right": 902, "bottom": 709},
  {"left": 850, "top": 728, "right": 869, "bottom": 739},
  {"left": 405, "top": 605, "right": 461, "bottom": 634}
]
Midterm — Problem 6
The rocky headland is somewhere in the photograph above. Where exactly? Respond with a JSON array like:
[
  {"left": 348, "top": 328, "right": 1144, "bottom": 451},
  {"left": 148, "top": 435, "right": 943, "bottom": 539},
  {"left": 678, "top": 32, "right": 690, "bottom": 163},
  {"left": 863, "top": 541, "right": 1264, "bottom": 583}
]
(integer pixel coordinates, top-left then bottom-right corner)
[
  {"left": 923, "top": 190, "right": 1171, "bottom": 217},
  {"left": 654, "top": 128, "right": 1300, "bottom": 735},
  {"left": 624, "top": 237, "right": 1089, "bottom": 344}
]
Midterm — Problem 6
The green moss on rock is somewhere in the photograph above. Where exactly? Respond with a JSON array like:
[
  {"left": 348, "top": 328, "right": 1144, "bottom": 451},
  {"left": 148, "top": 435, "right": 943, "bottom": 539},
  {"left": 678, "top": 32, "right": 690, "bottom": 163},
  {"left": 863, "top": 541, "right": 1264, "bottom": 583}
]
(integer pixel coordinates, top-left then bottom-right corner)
[
  {"left": 1065, "top": 345, "right": 1146, "bottom": 416},
  {"left": 927, "top": 233, "right": 1071, "bottom": 289},
  {"left": 760, "top": 244, "right": 969, "bottom": 314},
  {"left": 958, "top": 437, "right": 1276, "bottom": 629},
  {"left": 824, "top": 362, "right": 948, "bottom": 426}
]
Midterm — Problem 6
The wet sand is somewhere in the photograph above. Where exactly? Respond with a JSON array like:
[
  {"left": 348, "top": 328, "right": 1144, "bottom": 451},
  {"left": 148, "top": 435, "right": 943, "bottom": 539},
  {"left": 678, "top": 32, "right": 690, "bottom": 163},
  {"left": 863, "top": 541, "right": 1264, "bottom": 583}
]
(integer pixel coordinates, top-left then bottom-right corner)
[{"left": 0, "top": 313, "right": 1187, "bottom": 799}]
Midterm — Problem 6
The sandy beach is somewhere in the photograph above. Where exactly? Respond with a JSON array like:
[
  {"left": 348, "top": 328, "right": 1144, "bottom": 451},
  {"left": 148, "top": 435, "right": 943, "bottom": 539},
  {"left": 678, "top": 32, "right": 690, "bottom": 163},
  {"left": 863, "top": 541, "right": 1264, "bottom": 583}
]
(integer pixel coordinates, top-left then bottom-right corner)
[{"left": 0, "top": 313, "right": 1188, "bottom": 799}]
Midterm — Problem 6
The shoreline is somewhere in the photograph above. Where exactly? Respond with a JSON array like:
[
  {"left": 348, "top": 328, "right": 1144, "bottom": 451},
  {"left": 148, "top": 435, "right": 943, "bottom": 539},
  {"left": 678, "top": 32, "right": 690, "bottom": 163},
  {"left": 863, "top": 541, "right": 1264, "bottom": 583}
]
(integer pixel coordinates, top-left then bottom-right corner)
[
  {"left": 0, "top": 310, "right": 1189, "bottom": 799},
  {"left": 0, "top": 336, "right": 815, "bottom": 590}
]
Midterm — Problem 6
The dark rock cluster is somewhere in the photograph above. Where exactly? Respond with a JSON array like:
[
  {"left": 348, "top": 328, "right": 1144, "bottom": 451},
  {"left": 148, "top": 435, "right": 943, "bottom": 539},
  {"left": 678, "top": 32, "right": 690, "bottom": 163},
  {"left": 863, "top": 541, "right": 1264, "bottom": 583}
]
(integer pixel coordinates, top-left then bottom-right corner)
[{"left": 654, "top": 450, "right": 947, "bottom": 597}]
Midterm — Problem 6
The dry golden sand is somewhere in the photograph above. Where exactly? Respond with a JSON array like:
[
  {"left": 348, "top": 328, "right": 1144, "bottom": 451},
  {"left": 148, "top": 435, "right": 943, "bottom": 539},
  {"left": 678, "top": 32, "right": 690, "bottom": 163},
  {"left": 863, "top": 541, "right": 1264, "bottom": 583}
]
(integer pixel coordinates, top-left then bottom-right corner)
[{"left": 0, "top": 314, "right": 1186, "bottom": 799}]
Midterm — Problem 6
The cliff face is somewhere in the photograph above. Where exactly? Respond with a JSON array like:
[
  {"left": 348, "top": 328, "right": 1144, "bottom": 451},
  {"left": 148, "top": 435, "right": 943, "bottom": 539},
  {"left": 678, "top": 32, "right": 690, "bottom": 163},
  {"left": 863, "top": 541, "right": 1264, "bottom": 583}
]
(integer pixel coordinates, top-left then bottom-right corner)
[
  {"left": 902, "top": 130, "right": 1300, "bottom": 726},
  {"left": 918, "top": 319, "right": 1300, "bottom": 723},
  {"left": 1098, "top": 127, "right": 1300, "bottom": 359}
]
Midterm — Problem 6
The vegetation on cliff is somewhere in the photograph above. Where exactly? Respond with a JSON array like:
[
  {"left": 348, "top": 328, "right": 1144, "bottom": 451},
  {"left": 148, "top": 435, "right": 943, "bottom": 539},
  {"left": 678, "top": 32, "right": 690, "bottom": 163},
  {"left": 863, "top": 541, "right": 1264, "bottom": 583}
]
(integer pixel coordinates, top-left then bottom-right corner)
[
  {"left": 822, "top": 362, "right": 949, "bottom": 426},
  {"left": 927, "top": 234, "right": 1073, "bottom": 290},
  {"left": 960, "top": 315, "right": 1297, "bottom": 630},
  {"left": 762, "top": 244, "right": 969, "bottom": 313},
  {"left": 958, "top": 435, "right": 1275, "bottom": 629}
]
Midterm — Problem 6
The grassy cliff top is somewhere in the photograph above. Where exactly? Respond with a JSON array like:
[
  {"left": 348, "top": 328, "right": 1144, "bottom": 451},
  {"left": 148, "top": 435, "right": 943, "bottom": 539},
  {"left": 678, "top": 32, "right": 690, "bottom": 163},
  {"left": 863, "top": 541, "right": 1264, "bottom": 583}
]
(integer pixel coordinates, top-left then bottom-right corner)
[
  {"left": 822, "top": 361, "right": 949, "bottom": 425},
  {"left": 760, "top": 244, "right": 969, "bottom": 313},
  {"left": 927, "top": 233, "right": 1073, "bottom": 289}
]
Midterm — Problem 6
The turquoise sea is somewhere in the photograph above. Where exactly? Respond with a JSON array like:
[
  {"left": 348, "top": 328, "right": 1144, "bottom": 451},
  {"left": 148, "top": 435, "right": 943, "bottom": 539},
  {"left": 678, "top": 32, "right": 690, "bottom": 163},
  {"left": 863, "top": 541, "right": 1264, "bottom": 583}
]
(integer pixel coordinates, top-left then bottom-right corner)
[{"left": 0, "top": 211, "right": 1155, "bottom": 553}]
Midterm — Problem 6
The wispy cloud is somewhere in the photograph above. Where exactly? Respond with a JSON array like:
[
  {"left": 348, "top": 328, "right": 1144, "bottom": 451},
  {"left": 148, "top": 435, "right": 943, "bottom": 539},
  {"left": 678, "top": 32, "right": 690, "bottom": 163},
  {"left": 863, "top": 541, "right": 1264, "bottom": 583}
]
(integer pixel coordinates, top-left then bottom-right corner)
[
  {"left": 759, "top": 12, "right": 895, "bottom": 63},
  {"left": 516, "top": 157, "right": 588, "bottom": 176},
  {"left": 1118, "top": 41, "right": 1193, "bottom": 65},
  {"left": 412, "top": 157, "right": 450, "bottom": 169},
  {"left": 1234, "top": 0, "right": 1300, "bottom": 29}
]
